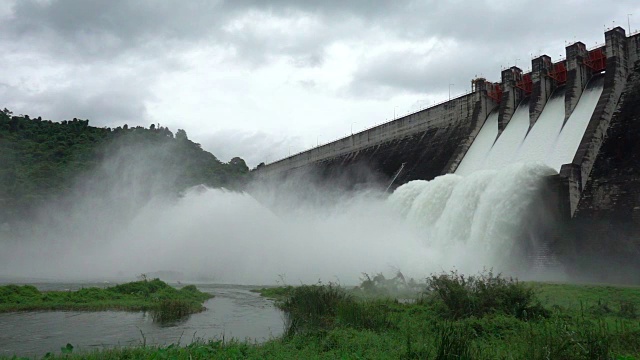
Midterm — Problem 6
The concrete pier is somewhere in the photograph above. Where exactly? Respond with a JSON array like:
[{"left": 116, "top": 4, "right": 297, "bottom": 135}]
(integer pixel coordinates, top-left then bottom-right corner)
[
  {"left": 529, "top": 55, "right": 555, "bottom": 127},
  {"left": 497, "top": 66, "right": 524, "bottom": 134}
]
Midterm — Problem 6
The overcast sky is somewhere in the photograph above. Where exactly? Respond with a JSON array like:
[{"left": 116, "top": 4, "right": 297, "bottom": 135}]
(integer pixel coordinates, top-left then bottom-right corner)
[{"left": 1, "top": 1, "right": 638, "bottom": 166}]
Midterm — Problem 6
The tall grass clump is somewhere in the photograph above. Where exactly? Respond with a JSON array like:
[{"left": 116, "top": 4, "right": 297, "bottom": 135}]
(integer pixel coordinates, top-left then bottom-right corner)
[
  {"left": 422, "top": 270, "right": 548, "bottom": 320},
  {"left": 280, "top": 283, "right": 392, "bottom": 336},
  {"left": 336, "top": 299, "right": 393, "bottom": 331},
  {"left": 280, "top": 283, "right": 350, "bottom": 335},
  {"left": 434, "top": 322, "right": 477, "bottom": 360},
  {"left": 523, "top": 318, "right": 616, "bottom": 360},
  {"left": 151, "top": 299, "right": 193, "bottom": 324}
]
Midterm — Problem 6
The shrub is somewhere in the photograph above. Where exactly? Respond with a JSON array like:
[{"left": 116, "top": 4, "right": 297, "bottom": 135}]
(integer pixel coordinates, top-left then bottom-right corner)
[
  {"left": 422, "top": 270, "right": 549, "bottom": 320},
  {"left": 0, "top": 284, "right": 40, "bottom": 299},
  {"left": 109, "top": 278, "right": 172, "bottom": 297}
]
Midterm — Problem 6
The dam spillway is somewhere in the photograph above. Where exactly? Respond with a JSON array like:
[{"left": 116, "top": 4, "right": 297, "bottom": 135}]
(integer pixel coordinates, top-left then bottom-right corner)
[
  {"left": 257, "top": 26, "right": 640, "bottom": 283},
  {"left": 456, "top": 77, "right": 604, "bottom": 175}
]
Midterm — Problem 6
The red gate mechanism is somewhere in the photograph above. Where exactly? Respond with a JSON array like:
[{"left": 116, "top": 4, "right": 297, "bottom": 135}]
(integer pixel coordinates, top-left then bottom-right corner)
[
  {"left": 515, "top": 73, "right": 533, "bottom": 95},
  {"left": 487, "top": 82, "right": 503, "bottom": 103},
  {"left": 585, "top": 47, "right": 606, "bottom": 72},
  {"left": 548, "top": 61, "right": 567, "bottom": 84}
]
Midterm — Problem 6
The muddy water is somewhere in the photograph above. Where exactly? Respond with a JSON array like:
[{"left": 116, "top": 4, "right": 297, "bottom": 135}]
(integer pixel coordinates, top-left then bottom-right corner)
[{"left": 0, "top": 283, "right": 284, "bottom": 358}]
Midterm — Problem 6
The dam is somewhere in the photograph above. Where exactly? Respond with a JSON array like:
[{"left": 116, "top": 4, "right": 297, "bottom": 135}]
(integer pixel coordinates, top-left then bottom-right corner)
[{"left": 257, "top": 27, "right": 640, "bottom": 283}]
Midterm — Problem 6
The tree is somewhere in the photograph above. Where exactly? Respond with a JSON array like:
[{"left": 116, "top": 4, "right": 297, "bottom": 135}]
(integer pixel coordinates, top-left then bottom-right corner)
[
  {"left": 0, "top": 109, "right": 250, "bottom": 225},
  {"left": 229, "top": 157, "right": 249, "bottom": 173},
  {"left": 176, "top": 129, "right": 188, "bottom": 141}
]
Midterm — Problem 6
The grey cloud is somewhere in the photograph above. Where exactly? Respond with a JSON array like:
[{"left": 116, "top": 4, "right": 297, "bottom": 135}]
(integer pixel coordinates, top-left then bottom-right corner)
[
  {"left": 2, "top": 0, "right": 639, "bottom": 127},
  {"left": 6, "top": 0, "right": 225, "bottom": 59},
  {"left": 5, "top": 0, "right": 636, "bottom": 60},
  {"left": 0, "top": 72, "right": 152, "bottom": 127},
  {"left": 348, "top": 44, "right": 500, "bottom": 98},
  {"left": 3, "top": 0, "right": 335, "bottom": 65}
]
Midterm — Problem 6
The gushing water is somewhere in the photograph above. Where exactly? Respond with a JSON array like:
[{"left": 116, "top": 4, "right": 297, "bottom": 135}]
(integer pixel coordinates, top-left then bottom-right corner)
[
  {"left": 455, "top": 112, "right": 499, "bottom": 175},
  {"left": 481, "top": 101, "right": 531, "bottom": 171},
  {"left": 389, "top": 163, "right": 558, "bottom": 274},
  {"left": 456, "top": 77, "right": 604, "bottom": 174},
  {"left": 548, "top": 77, "right": 604, "bottom": 169},
  {"left": 1, "top": 162, "right": 561, "bottom": 284},
  {"left": 1, "top": 79, "right": 605, "bottom": 284},
  {"left": 513, "top": 89, "right": 566, "bottom": 164}
]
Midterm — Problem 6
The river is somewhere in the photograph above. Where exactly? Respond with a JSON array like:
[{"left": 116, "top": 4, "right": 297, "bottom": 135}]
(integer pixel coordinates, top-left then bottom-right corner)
[{"left": 0, "top": 282, "right": 284, "bottom": 358}]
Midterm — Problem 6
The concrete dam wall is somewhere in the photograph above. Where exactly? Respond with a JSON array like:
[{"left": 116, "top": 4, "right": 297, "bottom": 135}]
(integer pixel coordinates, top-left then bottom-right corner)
[
  {"left": 259, "top": 27, "right": 637, "bottom": 209},
  {"left": 258, "top": 89, "right": 496, "bottom": 186},
  {"left": 257, "top": 27, "right": 640, "bottom": 282}
]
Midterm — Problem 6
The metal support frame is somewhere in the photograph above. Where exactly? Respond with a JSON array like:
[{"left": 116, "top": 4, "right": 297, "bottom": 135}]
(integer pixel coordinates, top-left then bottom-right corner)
[
  {"left": 515, "top": 73, "right": 533, "bottom": 95},
  {"left": 548, "top": 61, "right": 568, "bottom": 83},
  {"left": 585, "top": 47, "right": 606, "bottom": 72}
]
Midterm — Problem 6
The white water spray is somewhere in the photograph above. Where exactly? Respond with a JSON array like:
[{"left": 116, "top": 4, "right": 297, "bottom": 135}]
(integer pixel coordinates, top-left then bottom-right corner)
[
  {"left": 0, "top": 79, "right": 604, "bottom": 285},
  {"left": 0, "top": 162, "right": 562, "bottom": 284}
]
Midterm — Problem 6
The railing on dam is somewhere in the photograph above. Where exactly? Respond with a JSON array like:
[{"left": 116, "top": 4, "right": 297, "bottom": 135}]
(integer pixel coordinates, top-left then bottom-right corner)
[{"left": 264, "top": 89, "right": 476, "bottom": 167}]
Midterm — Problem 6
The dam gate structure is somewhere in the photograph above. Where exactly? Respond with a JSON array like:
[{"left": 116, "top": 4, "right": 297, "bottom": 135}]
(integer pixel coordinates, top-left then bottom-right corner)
[{"left": 257, "top": 27, "right": 640, "bottom": 283}]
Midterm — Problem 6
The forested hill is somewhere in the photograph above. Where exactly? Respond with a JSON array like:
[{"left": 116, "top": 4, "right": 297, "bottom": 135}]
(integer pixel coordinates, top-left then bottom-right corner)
[{"left": 0, "top": 108, "right": 249, "bottom": 224}]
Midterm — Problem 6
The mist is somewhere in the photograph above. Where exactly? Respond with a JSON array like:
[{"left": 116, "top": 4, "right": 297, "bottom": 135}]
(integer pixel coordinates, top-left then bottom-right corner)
[{"left": 0, "top": 141, "right": 568, "bottom": 285}]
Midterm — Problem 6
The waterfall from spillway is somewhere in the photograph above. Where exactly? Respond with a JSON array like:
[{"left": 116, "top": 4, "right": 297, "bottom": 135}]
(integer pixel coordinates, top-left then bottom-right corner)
[
  {"left": 387, "top": 76, "right": 604, "bottom": 276},
  {"left": 455, "top": 76, "right": 604, "bottom": 175},
  {"left": 388, "top": 163, "right": 557, "bottom": 275},
  {"left": 548, "top": 77, "right": 604, "bottom": 169}
]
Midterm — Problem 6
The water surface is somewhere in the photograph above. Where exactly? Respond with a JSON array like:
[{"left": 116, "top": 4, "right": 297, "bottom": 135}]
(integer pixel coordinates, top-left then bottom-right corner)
[{"left": 0, "top": 282, "right": 284, "bottom": 357}]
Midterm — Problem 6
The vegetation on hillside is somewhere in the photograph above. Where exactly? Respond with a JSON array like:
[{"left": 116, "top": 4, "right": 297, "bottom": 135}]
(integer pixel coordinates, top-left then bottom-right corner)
[{"left": 0, "top": 108, "right": 249, "bottom": 225}]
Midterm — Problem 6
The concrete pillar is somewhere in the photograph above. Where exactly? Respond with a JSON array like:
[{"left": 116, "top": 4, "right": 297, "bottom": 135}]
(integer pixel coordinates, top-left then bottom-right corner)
[
  {"left": 472, "top": 77, "right": 488, "bottom": 93},
  {"left": 560, "top": 27, "right": 629, "bottom": 217},
  {"left": 605, "top": 26, "right": 628, "bottom": 71},
  {"left": 627, "top": 32, "right": 640, "bottom": 66},
  {"left": 559, "top": 163, "right": 582, "bottom": 216},
  {"left": 498, "top": 66, "right": 523, "bottom": 133},
  {"left": 564, "top": 42, "right": 590, "bottom": 120},
  {"left": 529, "top": 55, "right": 555, "bottom": 127},
  {"left": 441, "top": 78, "right": 498, "bottom": 174}
]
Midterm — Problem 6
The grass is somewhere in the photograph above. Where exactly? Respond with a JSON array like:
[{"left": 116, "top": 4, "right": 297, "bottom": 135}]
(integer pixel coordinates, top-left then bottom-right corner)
[
  {"left": 3, "top": 272, "right": 640, "bottom": 359},
  {"left": 0, "top": 278, "right": 212, "bottom": 321},
  {"left": 531, "top": 282, "right": 640, "bottom": 318},
  {"left": 251, "top": 285, "right": 294, "bottom": 301}
]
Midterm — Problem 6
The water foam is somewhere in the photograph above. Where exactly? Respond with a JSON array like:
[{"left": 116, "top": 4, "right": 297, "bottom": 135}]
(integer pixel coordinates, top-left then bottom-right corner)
[
  {"left": 389, "top": 162, "right": 557, "bottom": 274},
  {"left": 1, "top": 162, "right": 560, "bottom": 284}
]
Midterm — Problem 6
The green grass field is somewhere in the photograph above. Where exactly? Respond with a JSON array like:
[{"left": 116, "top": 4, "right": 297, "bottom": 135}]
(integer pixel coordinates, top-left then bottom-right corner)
[{"left": 3, "top": 272, "right": 640, "bottom": 359}]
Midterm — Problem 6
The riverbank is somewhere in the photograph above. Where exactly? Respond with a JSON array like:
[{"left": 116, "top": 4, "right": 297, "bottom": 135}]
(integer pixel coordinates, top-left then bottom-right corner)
[
  {"left": 0, "top": 278, "right": 212, "bottom": 316},
  {"left": 3, "top": 273, "right": 640, "bottom": 359}
]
